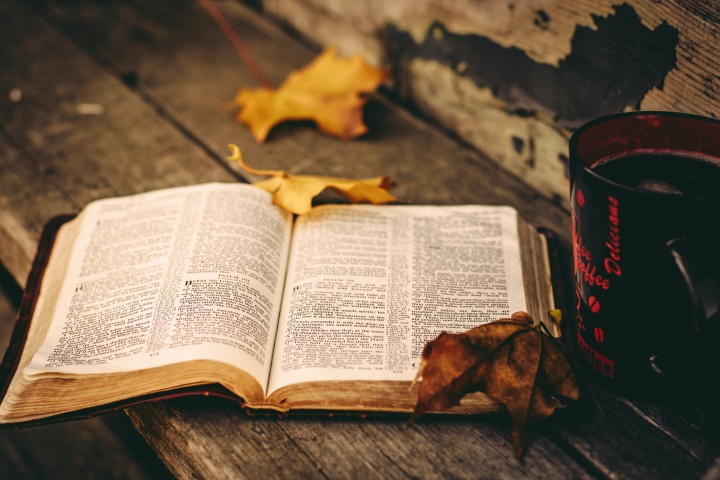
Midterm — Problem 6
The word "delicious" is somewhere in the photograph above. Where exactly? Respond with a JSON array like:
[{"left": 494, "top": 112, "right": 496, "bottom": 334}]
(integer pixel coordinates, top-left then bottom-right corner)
[{"left": 603, "top": 196, "right": 621, "bottom": 276}]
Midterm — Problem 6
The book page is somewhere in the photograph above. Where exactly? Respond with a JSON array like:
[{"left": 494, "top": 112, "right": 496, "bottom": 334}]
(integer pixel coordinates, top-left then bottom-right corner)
[
  {"left": 267, "top": 205, "right": 526, "bottom": 394},
  {"left": 25, "top": 183, "right": 292, "bottom": 390}
]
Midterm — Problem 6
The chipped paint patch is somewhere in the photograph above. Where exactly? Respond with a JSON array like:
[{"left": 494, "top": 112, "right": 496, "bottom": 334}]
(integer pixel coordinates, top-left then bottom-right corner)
[{"left": 386, "top": 3, "right": 678, "bottom": 128}]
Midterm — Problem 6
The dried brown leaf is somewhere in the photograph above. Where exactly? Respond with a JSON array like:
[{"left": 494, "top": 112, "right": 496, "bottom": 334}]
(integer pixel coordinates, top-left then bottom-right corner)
[{"left": 410, "top": 312, "right": 579, "bottom": 457}]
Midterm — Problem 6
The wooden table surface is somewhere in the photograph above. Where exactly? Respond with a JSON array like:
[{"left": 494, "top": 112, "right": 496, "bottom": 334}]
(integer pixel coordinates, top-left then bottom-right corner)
[{"left": 2, "top": 1, "right": 719, "bottom": 478}]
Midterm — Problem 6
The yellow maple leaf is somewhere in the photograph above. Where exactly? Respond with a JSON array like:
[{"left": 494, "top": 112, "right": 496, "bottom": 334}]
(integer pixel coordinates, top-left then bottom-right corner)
[
  {"left": 235, "top": 47, "right": 387, "bottom": 142},
  {"left": 228, "top": 144, "right": 397, "bottom": 214}
]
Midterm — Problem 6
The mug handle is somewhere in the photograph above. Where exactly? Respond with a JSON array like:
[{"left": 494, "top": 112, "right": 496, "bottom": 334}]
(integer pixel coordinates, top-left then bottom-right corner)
[{"left": 649, "top": 236, "right": 720, "bottom": 388}]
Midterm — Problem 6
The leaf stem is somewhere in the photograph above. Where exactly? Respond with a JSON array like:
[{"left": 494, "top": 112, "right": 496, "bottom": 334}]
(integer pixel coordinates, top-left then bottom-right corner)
[
  {"left": 227, "top": 144, "right": 285, "bottom": 176},
  {"left": 198, "top": 0, "right": 273, "bottom": 88},
  {"left": 539, "top": 321, "right": 552, "bottom": 337}
]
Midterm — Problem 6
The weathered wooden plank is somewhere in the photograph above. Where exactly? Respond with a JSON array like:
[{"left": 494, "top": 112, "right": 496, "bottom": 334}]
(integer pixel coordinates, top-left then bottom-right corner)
[
  {"left": 0, "top": 2, "right": 236, "bottom": 286},
  {"left": 38, "top": 0, "right": 571, "bottom": 238},
  {"left": 611, "top": 389, "right": 720, "bottom": 466},
  {"left": 259, "top": 0, "right": 720, "bottom": 209},
  {"left": 277, "top": 414, "right": 583, "bottom": 479},
  {"left": 2, "top": 1, "right": 719, "bottom": 479},
  {"left": 1, "top": 1, "right": 591, "bottom": 478},
  {"left": 128, "top": 397, "right": 594, "bottom": 480},
  {"left": 541, "top": 378, "right": 720, "bottom": 479},
  {"left": 127, "top": 400, "right": 324, "bottom": 479}
]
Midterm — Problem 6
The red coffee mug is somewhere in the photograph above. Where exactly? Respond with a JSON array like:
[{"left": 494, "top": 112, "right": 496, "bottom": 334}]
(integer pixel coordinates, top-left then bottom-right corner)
[{"left": 569, "top": 112, "right": 720, "bottom": 396}]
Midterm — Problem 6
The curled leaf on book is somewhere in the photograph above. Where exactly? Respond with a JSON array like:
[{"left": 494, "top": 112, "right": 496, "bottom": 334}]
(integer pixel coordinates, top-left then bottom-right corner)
[
  {"left": 228, "top": 144, "right": 397, "bottom": 215},
  {"left": 409, "top": 311, "right": 579, "bottom": 457},
  {"left": 234, "top": 47, "right": 388, "bottom": 142}
]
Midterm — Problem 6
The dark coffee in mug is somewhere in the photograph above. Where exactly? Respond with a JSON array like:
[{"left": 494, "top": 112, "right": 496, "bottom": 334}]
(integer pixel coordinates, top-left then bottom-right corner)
[
  {"left": 570, "top": 112, "right": 720, "bottom": 396},
  {"left": 592, "top": 152, "right": 720, "bottom": 197}
]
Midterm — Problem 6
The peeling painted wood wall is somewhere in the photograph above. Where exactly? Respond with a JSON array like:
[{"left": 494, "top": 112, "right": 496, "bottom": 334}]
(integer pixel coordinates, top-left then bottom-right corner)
[{"left": 258, "top": 0, "right": 718, "bottom": 208}]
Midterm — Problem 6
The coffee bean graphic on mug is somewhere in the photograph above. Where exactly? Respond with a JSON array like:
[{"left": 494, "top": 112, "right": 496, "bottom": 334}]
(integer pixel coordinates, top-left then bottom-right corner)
[{"left": 572, "top": 191, "right": 621, "bottom": 379}]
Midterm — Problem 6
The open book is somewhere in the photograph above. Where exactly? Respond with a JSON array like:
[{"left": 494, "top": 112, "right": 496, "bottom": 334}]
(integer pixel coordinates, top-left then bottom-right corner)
[{"left": 0, "top": 183, "right": 558, "bottom": 425}]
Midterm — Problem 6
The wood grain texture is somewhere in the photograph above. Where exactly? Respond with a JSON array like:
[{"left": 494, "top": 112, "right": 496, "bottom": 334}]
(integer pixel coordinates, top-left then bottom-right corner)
[
  {"left": 541, "top": 378, "right": 720, "bottom": 479},
  {"left": 39, "top": 0, "right": 571, "bottom": 231},
  {"left": 259, "top": 0, "right": 720, "bottom": 208},
  {"left": 127, "top": 397, "right": 593, "bottom": 480},
  {"left": 1, "top": 0, "right": 719, "bottom": 478},
  {"left": 0, "top": 1, "right": 235, "bottom": 285}
]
